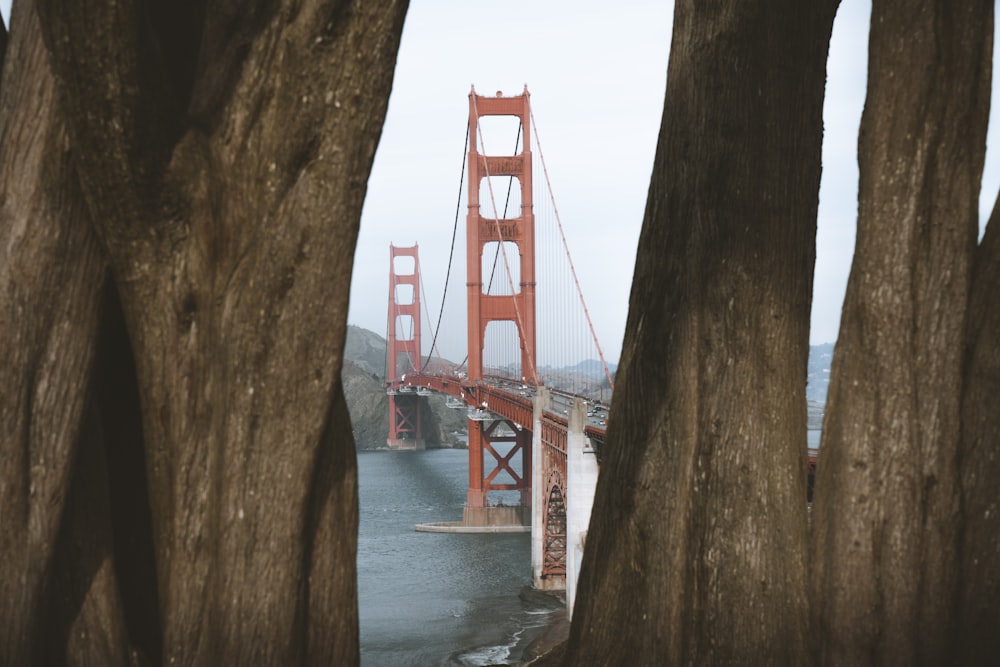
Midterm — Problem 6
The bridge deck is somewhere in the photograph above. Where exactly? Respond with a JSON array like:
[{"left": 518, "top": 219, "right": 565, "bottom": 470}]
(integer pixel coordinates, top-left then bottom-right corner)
[{"left": 387, "top": 372, "right": 608, "bottom": 453}]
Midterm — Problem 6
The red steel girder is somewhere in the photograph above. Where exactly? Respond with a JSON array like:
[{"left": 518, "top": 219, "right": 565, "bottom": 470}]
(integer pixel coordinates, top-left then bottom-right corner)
[{"left": 388, "top": 392, "right": 422, "bottom": 446}]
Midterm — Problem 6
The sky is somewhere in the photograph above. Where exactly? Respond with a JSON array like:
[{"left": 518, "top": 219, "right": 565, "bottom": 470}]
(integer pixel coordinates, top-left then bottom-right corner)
[
  {"left": 2, "top": 1, "right": 998, "bottom": 363},
  {"left": 355, "top": 0, "right": 999, "bottom": 363}
]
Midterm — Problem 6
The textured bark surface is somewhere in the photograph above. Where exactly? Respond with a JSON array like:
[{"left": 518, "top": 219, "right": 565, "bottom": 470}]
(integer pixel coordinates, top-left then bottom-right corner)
[
  {"left": 1, "top": 14, "right": 7, "bottom": 74},
  {"left": 0, "top": 4, "right": 121, "bottom": 663},
  {"left": 811, "top": 2, "right": 992, "bottom": 664},
  {"left": 957, "top": 197, "right": 1000, "bottom": 662},
  {"left": 0, "top": 0, "right": 407, "bottom": 663},
  {"left": 564, "top": 2, "right": 838, "bottom": 664}
]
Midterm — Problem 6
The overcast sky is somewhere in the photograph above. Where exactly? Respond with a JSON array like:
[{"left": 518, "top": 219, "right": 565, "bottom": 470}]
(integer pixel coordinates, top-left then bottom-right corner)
[
  {"left": 3, "top": 1, "right": 997, "bottom": 363},
  {"left": 356, "top": 0, "right": 999, "bottom": 364}
]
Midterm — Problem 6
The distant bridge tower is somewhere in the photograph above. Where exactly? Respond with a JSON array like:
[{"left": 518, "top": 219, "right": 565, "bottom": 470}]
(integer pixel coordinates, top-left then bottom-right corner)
[
  {"left": 387, "top": 244, "right": 424, "bottom": 449},
  {"left": 464, "top": 87, "right": 536, "bottom": 514}
]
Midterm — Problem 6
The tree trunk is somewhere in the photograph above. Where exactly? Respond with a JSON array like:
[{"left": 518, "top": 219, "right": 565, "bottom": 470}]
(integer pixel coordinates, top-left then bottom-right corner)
[
  {"left": 0, "top": 3, "right": 128, "bottom": 664},
  {"left": 1, "top": 13, "right": 7, "bottom": 74},
  {"left": 811, "top": 2, "right": 992, "bottom": 664},
  {"left": 564, "top": 2, "right": 838, "bottom": 664},
  {"left": 957, "top": 193, "right": 1000, "bottom": 662},
  {"left": 8, "top": 0, "right": 409, "bottom": 663}
]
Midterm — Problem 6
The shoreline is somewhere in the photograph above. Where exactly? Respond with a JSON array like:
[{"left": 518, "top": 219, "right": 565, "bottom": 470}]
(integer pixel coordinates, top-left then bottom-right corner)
[
  {"left": 509, "top": 587, "right": 570, "bottom": 665},
  {"left": 515, "top": 613, "right": 568, "bottom": 664}
]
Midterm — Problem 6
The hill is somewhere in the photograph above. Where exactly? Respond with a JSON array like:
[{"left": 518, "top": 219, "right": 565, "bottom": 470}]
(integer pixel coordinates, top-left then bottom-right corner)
[
  {"left": 344, "top": 324, "right": 387, "bottom": 377},
  {"left": 341, "top": 325, "right": 467, "bottom": 449}
]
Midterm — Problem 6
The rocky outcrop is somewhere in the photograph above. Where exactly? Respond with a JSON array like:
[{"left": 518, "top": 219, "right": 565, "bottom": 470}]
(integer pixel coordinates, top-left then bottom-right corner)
[
  {"left": 344, "top": 324, "right": 388, "bottom": 377},
  {"left": 341, "top": 359, "right": 389, "bottom": 448}
]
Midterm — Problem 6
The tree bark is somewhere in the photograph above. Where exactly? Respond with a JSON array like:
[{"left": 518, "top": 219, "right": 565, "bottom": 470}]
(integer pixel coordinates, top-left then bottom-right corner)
[
  {"left": 1, "top": 12, "right": 7, "bottom": 76},
  {"left": 0, "top": 0, "right": 406, "bottom": 664},
  {"left": 0, "top": 2, "right": 126, "bottom": 664},
  {"left": 957, "top": 193, "right": 1000, "bottom": 662},
  {"left": 811, "top": 2, "right": 992, "bottom": 664},
  {"left": 564, "top": 2, "right": 838, "bottom": 664}
]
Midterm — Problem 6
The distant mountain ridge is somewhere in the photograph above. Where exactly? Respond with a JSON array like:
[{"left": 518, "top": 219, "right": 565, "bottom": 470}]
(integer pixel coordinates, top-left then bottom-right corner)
[{"left": 548, "top": 358, "right": 618, "bottom": 376}]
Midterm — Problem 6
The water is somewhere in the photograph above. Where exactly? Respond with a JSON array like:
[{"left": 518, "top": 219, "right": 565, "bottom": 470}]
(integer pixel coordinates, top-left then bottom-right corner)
[{"left": 358, "top": 449, "right": 559, "bottom": 666}]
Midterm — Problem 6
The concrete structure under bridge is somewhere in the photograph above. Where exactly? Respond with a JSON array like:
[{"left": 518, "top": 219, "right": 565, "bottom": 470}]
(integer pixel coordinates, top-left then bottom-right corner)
[{"left": 531, "top": 388, "right": 599, "bottom": 611}]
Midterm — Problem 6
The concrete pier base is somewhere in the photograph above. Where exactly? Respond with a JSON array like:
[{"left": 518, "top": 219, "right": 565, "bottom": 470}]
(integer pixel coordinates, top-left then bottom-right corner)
[
  {"left": 386, "top": 437, "right": 425, "bottom": 450},
  {"left": 415, "top": 505, "right": 530, "bottom": 533},
  {"left": 415, "top": 521, "right": 530, "bottom": 534},
  {"left": 462, "top": 504, "right": 530, "bottom": 527},
  {"left": 565, "top": 398, "right": 598, "bottom": 616}
]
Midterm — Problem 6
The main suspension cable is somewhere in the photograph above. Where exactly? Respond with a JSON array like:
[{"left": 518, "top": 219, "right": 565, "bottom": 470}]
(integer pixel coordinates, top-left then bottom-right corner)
[
  {"left": 423, "top": 120, "right": 470, "bottom": 371},
  {"left": 419, "top": 269, "right": 441, "bottom": 371}
]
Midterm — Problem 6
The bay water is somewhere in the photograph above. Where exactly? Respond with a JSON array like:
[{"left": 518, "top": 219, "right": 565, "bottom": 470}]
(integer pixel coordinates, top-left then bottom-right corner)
[
  {"left": 358, "top": 449, "right": 559, "bottom": 666},
  {"left": 359, "top": 437, "right": 821, "bottom": 664}
]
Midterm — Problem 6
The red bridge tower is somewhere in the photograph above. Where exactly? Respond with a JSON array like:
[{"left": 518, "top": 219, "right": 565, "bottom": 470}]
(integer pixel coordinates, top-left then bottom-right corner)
[
  {"left": 386, "top": 244, "right": 424, "bottom": 449},
  {"left": 464, "top": 87, "right": 536, "bottom": 517}
]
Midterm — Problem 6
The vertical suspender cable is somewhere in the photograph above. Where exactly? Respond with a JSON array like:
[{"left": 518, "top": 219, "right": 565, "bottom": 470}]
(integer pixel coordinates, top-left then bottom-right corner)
[{"left": 530, "top": 106, "right": 615, "bottom": 391}]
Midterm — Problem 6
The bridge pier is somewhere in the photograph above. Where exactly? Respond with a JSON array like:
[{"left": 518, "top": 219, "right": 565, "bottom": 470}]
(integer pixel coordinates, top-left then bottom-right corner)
[
  {"left": 465, "top": 419, "right": 487, "bottom": 509},
  {"left": 460, "top": 414, "right": 531, "bottom": 528},
  {"left": 386, "top": 391, "right": 425, "bottom": 450},
  {"left": 531, "top": 388, "right": 553, "bottom": 589},
  {"left": 532, "top": 387, "right": 570, "bottom": 592},
  {"left": 531, "top": 388, "right": 597, "bottom": 615},
  {"left": 565, "top": 396, "right": 598, "bottom": 616}
]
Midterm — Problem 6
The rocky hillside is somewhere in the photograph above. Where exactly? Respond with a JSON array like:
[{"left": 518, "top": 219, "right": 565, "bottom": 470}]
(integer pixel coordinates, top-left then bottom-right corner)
[
  {"left": 342, "top": 325, "right": 467, "bottom": 450},
  {"left": 343, "top": 324, "right": 387, "bottom": 377},
  {"left": 340, "top": 358, "right": 389, "bottom": 448}
]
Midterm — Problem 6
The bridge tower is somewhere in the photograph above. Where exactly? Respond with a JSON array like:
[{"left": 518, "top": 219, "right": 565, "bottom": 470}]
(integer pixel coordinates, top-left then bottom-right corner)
[
  {"left": 466, "top": 86, "right": 537, "bottom": 384},
  {"left": 386, "top": 244, "right": 424, "bottom": 449},
  {"left": 464, "top": 86, "right": 536, "bottom": 516}
]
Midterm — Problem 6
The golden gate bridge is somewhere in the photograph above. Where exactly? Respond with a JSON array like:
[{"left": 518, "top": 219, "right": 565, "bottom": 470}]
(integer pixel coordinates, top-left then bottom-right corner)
[{"left": 383, "top": 86, "right": 612, "bottom": 607}]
